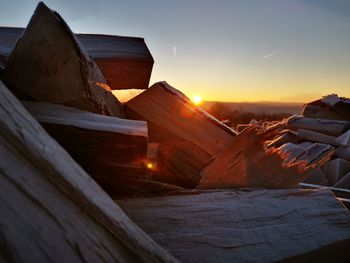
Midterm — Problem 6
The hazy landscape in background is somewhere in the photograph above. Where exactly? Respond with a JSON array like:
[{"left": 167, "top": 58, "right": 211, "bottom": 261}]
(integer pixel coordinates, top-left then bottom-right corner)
[{"left": 201, "top": 100, "right": 303, "bottom": 128}]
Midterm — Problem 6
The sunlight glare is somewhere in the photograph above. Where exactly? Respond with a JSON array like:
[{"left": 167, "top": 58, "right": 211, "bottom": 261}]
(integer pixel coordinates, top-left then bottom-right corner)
[{"left": 192, "top": 95, "right": 202, "bottom": 105}]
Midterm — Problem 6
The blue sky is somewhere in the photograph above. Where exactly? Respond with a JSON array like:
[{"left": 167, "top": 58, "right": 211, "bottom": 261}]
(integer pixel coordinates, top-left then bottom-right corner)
[{"left": 1, "top": 0, "right": 349, "bottom": 102}]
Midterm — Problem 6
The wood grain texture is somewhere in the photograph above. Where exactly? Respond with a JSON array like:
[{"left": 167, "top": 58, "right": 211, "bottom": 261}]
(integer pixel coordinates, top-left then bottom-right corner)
[
  {"left": 0, "top": 79, "right": 177, "bottom": 263},
  {"left": 2, "top": 3, "right": 124, "bottom": 117},
  {"left": 117, "top": 189, "right": 350, "bottom": 263},
  {"left": 125, "top": 81, "right": 236, "bottom": 187},
  {"left": 0, "top": 27, "right": 153, "bottom": 90},
  {"left": 23, "top": 101, "right": 148, "bottom": 181},
  {"left": 198, "top": 128, "right": 317, "bottom": 189}
]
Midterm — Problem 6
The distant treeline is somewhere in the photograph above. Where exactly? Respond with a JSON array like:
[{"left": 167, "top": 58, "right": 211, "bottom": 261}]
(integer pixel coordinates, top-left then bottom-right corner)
[{"left": 205, "top": 102, "right": 292, "bottom": 128}]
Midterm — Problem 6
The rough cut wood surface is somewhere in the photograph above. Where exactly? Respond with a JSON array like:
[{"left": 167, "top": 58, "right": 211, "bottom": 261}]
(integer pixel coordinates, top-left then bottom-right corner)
[
  {"left": 125, "top": 81, "right": 236, "bottom": 187},
  {"left": 117, "top": 189, "right": 350, "bottom": 263},
  {"left": 23, "top": 101, "right": 149, "bottom": 185},
  {"left": 0, "top": 79, "right": 177, "bottom": 263},
  {"left": 2, "top": 3, "right": 124, "bottom": 117},
  {"left": 198, "top": 127, "right": 320, "bottom": 189},
  {"left": 0, "top": 26, "right": 154, "bottom": 90}
]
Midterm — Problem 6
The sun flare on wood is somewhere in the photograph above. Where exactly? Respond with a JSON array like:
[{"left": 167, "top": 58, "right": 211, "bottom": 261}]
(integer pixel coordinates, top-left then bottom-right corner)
[{"left": 192, "top": 95, "right": 202, "bottom": 105}]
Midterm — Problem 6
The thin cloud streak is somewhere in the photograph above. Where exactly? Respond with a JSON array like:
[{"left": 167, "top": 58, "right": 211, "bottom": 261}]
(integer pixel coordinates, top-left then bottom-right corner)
[{"left": 262, "top": 51, "right": 281, "bottom": 60}]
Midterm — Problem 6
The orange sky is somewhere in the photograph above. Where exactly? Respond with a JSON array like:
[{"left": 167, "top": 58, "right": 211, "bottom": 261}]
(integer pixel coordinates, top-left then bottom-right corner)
[{"left": 1, "top": 0, "right": 349, "bottom": 103}]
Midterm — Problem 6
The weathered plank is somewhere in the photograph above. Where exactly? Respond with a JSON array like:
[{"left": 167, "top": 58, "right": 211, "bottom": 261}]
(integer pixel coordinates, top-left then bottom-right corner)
[
  {"left": 2, "top": 2, "right": 124, "bottom": 117},
  {"left": 125, "top": 81, "right": 236, "bottom": 187},
  {"left": 0, "top": 79, "right": 177, "bottom": 262},
  {"left": 0, "top": 27, "right": 153, "bottom": 90},
  {"left": 117, "top": 189, "right": 350, "bottom": 263},
  {"left": 22, "top": 101, "right": 148, "bottom": 181}
]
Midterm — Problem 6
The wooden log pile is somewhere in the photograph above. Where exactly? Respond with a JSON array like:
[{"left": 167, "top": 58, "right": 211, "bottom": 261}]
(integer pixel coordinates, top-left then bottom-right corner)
[{"left": 1, "top": 2, "right": 350, "bottom": 262}]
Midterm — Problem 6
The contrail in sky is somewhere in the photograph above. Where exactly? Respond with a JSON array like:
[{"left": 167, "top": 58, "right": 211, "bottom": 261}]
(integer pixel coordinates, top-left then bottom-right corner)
[
  {"left": 262, "top": 51, "right": 280, "bottom": 60},
  {"left": 173, "top": 46, "right": 177, "bottom": 58}
]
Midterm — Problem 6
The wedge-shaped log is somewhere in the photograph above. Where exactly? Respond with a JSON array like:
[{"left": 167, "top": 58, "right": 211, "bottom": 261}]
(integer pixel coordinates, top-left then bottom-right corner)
[
  {"left": 125, "top": 81, "right": 236, "bottom": 187},
  {"left": 22, "top": 101, "right": 148, "bottom": 184},
  {"left": 0, "top": 26, "right": 154, "bottom": 90},
  {"left": 0, "top": 80, "right": 176, "bottom": 263},
  {"left": 2, "top": 3, "right": 124, "bottom": 117},
  {"left": 117, "top": 189, "right": 350, "bottom": 263}
]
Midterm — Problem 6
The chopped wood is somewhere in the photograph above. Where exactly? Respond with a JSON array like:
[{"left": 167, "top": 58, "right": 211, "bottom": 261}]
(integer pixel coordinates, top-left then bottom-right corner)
[
  {"left": 302, "top": 104, "right": 348, "bottom": 121},
  {"left": 98, "top": 177, "right": 184, "bottom": 197},
  {"left": 303, "top": 167, "right": 329, "bottom": 186},
  {"left": 296, "top": 128, "right": 341, "bottom": 146},
  {"left": 198, "top": 127, "right": 314, "bottom": 189},
  {"left": 2, "top": 3, "right": 124, "bottom": 117},
  {"left": 286, "top": 115, "right": 350, "bottom": 136},
  {"left": 0, "top": 27, "right": 153, "bottom": 90},
  {"left": 117, "top": 189, "right": 350, "bottom": 263},
  {"left": 323, "top": 158, "right": 350, "bottom": 186},
  {"left": 125, "top": 81, "right": 236, "bottom": 187},
  {"left": 0, "top": 79, "right": 177, "bottom": 263},
  {"left": 336, "top": 130, "right": 350, "bottom": 147},
  {"left": 22, "top": 101, "right": 148, "bottom": 182},
  {"left": 334, "top": 171, "right": 350, "bottom": 189}
]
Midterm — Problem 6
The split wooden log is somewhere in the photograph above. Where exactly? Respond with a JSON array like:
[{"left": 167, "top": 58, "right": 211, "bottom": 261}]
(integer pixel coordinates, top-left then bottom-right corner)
[
  {"left": 0, "top": 27, "right": 153, "bottom": 90},
  {"left": 125, "top": 81, "right": 236, "bottom": 187},
  {"left": 197, "top": 127, "right": 329, "bottom": 189},
  {"left": 286, "top": 115, "right": 350, "bottom": 136},
  {"left": 22, "top": 101, "right": 148, "bottom": 182},
  {"left": 0, "top": 79, "right": 177, "bottom": 263},
  {"left": 334, "top": 171, "right": 350, "bottom": 189},
  {"left": 302, "top": 104, "right": 348, "bottom": 121},
  {"left": 295, "top": 129, "right": 341, "bottom": 147},
  {"left": 2, "top": 2, "right": 124, "bottom": 117},
  {"left": 117, "top": 189, "right": 350, "bottom": 263},
  {"left": 323, "top": 158, "right": 350, "bottom": 186}
]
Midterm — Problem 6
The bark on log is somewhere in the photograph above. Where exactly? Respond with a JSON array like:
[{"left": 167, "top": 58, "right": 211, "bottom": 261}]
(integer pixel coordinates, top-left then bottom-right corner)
[
  {"left": 125, "top": 81, "right": 236, "bottom": 187},
  {"left": 22, "top": 101, "right": 148, "bottom": 180},
  {"left": 117, "top": 189, "right": 350, "bottom": 263},
  {"left": 2, "top": 2, "right": 124, "bottom": 117},
  {"left": 0, "top": 79, "right": 177, "bottom": 263}
]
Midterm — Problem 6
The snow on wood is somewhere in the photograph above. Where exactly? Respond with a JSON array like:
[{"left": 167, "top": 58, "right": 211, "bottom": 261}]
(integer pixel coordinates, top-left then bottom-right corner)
[
  {"left": 2, "top": 3, "right": 124, "bottom": 117},
  {"left": 117, "top": 189, "right": 350, "bottom": 263},
  {"left": 286, "top": 115, "right": 350, "bottom": 136},
  {"left": 0, "top": 27, "right": 153, "bottom": 90},
  {"left": 22, "top": 101, "right": 149, "bottom": 185},
  {"left": 0, "top": 79, "right": 177, "bottom": 263},
  {"left": 125, "top": 81, "right": 236, "bottom": 187}
]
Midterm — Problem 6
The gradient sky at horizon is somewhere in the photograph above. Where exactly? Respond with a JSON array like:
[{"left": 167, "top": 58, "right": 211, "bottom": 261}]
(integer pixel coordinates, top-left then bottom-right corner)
[{"left": 0, "top": 0, "right": 349, "bottom": 103}]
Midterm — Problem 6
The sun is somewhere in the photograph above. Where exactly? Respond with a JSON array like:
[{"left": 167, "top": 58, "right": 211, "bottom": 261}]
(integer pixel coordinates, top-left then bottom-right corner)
[{"left": 192, "top": 95, "right": 202, "bottom": 105}]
